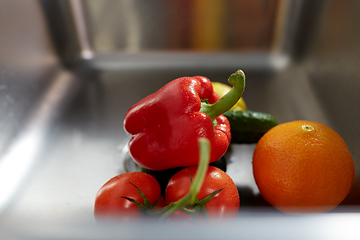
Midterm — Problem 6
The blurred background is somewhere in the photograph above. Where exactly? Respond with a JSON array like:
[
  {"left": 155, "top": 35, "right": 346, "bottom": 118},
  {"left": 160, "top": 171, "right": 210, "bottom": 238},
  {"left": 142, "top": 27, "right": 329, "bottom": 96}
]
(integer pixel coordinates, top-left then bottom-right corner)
[{"left": 0, "top": 0, "right": 359, "bottom": 239}]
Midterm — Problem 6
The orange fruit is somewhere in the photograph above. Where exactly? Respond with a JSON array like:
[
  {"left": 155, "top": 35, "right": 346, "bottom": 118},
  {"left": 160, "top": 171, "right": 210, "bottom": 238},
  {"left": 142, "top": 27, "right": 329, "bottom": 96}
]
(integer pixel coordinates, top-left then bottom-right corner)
[{"left": 252, "top": 120, "right": 355, "bottom": 214}]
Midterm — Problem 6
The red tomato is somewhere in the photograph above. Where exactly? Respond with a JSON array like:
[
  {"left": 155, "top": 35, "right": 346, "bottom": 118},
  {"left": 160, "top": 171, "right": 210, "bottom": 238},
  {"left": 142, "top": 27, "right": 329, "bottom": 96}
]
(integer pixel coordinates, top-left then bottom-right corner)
[
  {"left": 165, "top": 166, "right": 240, "bottom": 220},
  {"left": 94, "top": 172, "right": 163, "bottom": 221}
]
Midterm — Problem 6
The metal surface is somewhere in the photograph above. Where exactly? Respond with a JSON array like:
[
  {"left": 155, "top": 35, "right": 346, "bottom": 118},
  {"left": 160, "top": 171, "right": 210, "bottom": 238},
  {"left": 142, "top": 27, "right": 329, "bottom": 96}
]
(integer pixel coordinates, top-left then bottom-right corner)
[
  {"left": 1, "top": 212, "right": 360, "bottom": 240},
  {"left": 0, "top": 0, "right": 360, "bottom": 239}
]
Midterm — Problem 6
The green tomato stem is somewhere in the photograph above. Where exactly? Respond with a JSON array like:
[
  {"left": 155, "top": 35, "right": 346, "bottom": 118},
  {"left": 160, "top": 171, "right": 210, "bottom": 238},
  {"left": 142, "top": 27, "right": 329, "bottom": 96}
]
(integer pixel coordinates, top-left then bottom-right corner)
[
  {"left": 188, "top": 138, "right": 210, "bottom": 203},
  {"left": 201, "top": 70, "right": 245, "bottom": 121},
  {"left": 159, "top": 138, "right": 210, "bottom": 220}
]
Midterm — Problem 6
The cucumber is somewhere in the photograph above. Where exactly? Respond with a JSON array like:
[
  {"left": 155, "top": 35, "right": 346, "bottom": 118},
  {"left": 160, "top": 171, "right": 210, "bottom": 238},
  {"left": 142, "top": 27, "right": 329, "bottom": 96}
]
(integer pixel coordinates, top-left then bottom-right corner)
[{"left": 223, "top": 110, "right": 278, "bottom": 144}]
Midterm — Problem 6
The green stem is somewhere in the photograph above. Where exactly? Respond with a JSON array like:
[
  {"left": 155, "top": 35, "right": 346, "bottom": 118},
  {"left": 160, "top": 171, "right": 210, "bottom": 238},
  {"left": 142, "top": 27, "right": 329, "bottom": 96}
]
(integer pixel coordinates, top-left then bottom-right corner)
[
  {"left": 159, "top": 138, "right": 210, "bottom": 220},
  {"left": 201, "top": 69, "right": 245, "bottom": 121}
]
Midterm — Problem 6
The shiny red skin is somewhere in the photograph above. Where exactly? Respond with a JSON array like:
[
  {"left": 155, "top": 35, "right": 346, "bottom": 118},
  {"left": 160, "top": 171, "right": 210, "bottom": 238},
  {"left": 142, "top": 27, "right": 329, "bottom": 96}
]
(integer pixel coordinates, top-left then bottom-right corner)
[
  {"left": 94, "top": 172, "right": 162, "bottom": 220},
  {"left": 123, "top": 76, "right": 231, "bottom": 171},
  {"left": 165, "top": 166, "right": 240, "bottom": 220}
]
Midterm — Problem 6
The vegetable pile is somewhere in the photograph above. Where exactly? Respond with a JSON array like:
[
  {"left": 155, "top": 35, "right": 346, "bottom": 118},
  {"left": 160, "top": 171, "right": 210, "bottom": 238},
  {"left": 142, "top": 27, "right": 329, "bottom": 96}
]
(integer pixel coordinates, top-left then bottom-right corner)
[{"left": 94, "top": 70, "right": 277, "bottom": 222}]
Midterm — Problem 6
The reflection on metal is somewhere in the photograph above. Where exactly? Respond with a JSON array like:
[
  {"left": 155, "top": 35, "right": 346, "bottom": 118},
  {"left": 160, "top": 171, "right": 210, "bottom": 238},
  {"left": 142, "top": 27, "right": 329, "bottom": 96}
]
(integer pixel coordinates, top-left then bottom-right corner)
[
  {"left": 69, "top": 0, "right": 94, "bottom": 59},
  {"left": 118, "top": 141, "right": 136, "bottom": 173},
  {"left": 0, "top": 71, "right": 76, "bottom": 213},
  {"left": 122, "top": 0, "right": 141, "bottom": 52},
  {"left": 0, "top": 128, "right": 42, "bottom": 212},
  {"left": 85, "top": 52, "right": 290, "bottom": 71},
  {"left": 1, "top": 211, "right": 360, "bottom": 239},
  {"left": 44, "top": 0, "right": 316, "bottom": 67}
]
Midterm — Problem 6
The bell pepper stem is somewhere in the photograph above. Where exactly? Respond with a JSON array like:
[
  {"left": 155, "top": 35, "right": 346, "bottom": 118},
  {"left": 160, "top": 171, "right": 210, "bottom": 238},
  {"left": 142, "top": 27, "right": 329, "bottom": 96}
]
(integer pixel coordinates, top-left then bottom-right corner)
[
  {"left": 201, "top": 70, "right": 245, "bottom": 121},
  {"left": 159, "top": 138, "right": 210, "bottom": 220}
]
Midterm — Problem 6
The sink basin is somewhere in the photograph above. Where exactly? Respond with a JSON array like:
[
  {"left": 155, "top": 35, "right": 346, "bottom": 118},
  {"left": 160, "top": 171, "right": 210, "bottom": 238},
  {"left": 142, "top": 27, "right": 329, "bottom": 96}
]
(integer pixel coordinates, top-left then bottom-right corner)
[
  {"left": 1, "top": 0, "right": 360, "bottom": 239},
  {"left": 0, "top": 64, "right": 359, "bottom": 239}
]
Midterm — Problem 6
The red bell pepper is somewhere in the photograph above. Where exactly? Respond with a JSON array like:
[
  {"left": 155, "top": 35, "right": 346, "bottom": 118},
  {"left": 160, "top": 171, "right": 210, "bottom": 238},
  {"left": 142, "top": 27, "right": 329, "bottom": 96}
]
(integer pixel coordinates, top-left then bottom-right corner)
[{"left": 123, "top": 70, "right": 245, "bottom": 170}]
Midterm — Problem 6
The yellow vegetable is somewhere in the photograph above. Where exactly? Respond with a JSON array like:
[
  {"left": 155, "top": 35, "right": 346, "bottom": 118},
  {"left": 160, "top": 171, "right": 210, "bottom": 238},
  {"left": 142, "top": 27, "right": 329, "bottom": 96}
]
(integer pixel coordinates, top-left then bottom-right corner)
[{"left": 212, "top": 82, "right": 247, "bottom": 111}]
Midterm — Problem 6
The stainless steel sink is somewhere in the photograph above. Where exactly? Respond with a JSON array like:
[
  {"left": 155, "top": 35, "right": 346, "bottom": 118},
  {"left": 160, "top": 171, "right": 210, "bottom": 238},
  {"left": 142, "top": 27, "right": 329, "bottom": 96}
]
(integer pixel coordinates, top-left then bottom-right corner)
[{"left": 0, "top": 0, "right": 360, "bottom": 239}]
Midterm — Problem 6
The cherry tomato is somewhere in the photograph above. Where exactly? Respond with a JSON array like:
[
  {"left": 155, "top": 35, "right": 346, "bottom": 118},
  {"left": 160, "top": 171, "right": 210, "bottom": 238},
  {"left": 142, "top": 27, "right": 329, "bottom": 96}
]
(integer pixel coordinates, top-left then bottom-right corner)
[
  {"left": 94, "top": 172, "right": 163, "bottom": 221},
  {"left": 165, "top": 166, "right": 240, "bottom": 220}
]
